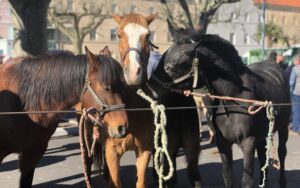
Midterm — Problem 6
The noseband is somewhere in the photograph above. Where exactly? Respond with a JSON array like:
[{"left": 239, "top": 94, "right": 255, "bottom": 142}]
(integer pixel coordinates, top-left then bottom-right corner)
[
  {"left": 80, "top": 62, "right": 125, "bottom": 119},
  {"left": 151, "top": 51, "right": 199, "bottom": 92},
  {"left": 122, "top": 47, "right": 142, "bottom": 65},
  {"left": 121, "top": 42, "right": 158, "bottom": 66}
]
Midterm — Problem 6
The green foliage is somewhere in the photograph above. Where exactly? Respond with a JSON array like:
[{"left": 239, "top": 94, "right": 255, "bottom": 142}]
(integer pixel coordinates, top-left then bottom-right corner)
[{"left": 256, "top": 22, "right": 286, "bottom": 44}]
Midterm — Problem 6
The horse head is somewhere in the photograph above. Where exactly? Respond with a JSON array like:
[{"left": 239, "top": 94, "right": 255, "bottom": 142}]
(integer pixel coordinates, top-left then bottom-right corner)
[
  {"left": 82, "top": 47, "right": 128, "bottom": 138},
  {"left": 113, "top": 13, "right": 157, "bottom": 86},
  {"left": 146, "top": 23, "right": 198, "bottom": 99}
]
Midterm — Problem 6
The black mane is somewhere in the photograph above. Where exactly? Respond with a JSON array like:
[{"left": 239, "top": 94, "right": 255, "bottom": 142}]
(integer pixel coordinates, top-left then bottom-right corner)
[{"left": 9, "top": 54, "right": 123, "bottom": 111}]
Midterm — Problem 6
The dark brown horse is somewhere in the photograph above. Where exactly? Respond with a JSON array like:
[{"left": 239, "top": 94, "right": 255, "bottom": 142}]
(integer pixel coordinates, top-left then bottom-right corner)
[
  {"left": 0, "top": 48, "right": 128, "bottom": 188},
  {"left": 113, "top": 13, "right": 201, "bottom": 187}
]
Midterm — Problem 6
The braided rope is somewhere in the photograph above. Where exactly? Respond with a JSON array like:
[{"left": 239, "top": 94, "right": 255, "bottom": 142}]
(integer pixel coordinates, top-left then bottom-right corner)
[
  {"left": 136, "top": 89, "right": 174, "bottom": 188},
  {"left": 259, "top": 102, "right": 275, "bottom": 188},
  {"left": 79, "top": 109, "right": 92, "bottom": 188}
]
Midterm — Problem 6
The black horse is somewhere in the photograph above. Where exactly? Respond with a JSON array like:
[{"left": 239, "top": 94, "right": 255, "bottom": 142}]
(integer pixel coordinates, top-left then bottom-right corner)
[{"left": 145, "top": 25, "right": 290, "bottom": 188}]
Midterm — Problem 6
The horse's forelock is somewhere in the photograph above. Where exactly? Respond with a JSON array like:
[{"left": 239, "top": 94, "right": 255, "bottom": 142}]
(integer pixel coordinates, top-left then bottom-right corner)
[{"left": 119, "top": 13, "right": 149, "bottom": 29}]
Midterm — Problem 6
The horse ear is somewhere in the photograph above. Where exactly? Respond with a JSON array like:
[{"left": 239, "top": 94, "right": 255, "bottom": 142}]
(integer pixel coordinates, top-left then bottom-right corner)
[
  {"left": 100, "top": 46, "right": 112, "bottom": 57},
  {"left": 112, "top": 14, "right": 123, "bottom": 25},
  {"left": 85, "top": 46, "right": 97, "bottom": 70},
  {"left": 167, "top": 19, "right": 179, "bottom": 43},
  {"left": 146, "top": 13, "right": 158, "bottom": 25}
]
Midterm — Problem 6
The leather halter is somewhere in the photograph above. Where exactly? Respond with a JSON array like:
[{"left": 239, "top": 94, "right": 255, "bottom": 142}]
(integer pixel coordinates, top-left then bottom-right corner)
[
  {"left": 122, "top": 47, "right": 142, "bottom": 65},
  {"left": 121, "top": 42, "right": 158, "bottom": 66},
  {"left": 151, "top": 51, "right": 199, "bottom": 91},
  {"left": 80, "top": 62, "right": 125, "bottom": 117}
]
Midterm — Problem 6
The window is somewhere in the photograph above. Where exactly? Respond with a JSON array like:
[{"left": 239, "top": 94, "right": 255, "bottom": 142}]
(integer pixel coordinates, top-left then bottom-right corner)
[
  {"left": 167, "top": 32, "right": 173, "bottom": 42},
  {"left": 130, "top": 5, "right": 137, "bottom": 13},
  {"left": 47, "top": 29, "right": 56, "bottom": 40},
  {"left": 111, "top": 4, "right": 117, "bottom": 13},
  {"left": 149, "top": 7, "right": 155, "bottom": 14},
  {"left": 67, "top": 0, "right": 73, "bottom": 12},
  {"left": 110, "top": 29, "right": 118, "bottom": 41},
  {"left": 282, "top": 16, "right": 287, "bottom": 25},
  {"left": 272, "top": 16, "right": 276, "bottom": 23},
  {"left": 245, "top": 13, "right": 250, "bottom": 22},
  {"left": 244, "top": 34, "right": 250, "bottom": 45},
  {"left": 229, "top": 33, "right": 236, "bottom": 45},
  {"left": 90, "top": 30, "right": 96, "bottom": 41},
  {"left": 294, "top": 17, "right": 298, "bottom": 25},
  {"left": 231, "top": 12, "right": 237, "bottom": 21},
  {"left": 149, "top": 31, "right": 155, "bottom": 42}
]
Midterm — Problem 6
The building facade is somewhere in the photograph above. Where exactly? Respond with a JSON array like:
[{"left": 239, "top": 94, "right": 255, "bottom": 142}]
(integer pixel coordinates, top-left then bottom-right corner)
[
  {"left": 0, "top": 0, "right": 13, "bottom": 58},
  {"left": 254, "top": 0, "right": 300, "bottom": 48},
  {"left": 207, "top": 0, "right": 262, "bottom": 55}
]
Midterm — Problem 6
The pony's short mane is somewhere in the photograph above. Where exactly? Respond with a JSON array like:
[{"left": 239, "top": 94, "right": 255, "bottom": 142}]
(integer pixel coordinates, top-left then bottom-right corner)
[
  {"left": 9, "top": 54, "right": 86, "bottom": 111},
  {"left": 9, "top": 54, "right": 123, "bottom": 112}
]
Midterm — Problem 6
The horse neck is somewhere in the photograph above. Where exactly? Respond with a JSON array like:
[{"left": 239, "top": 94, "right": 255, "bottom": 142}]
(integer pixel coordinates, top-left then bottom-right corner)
[{"left": 203, "top": 61, "right": 249, "bottom": 97}]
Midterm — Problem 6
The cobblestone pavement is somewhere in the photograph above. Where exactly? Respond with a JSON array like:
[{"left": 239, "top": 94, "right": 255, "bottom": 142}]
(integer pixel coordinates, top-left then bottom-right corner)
[{"left": 0, "top": 125, "right": 299, "bottom": 188}]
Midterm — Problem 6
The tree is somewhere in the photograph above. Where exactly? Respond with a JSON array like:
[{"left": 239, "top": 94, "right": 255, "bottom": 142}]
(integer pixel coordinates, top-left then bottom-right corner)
[
  {"left": 256, "top": 22, "right": 290, "bottom": 48},
  {"left": 160, "top": 0, "right": 241, "bottom": 33},
  {"left": 9, "top": 0, "right": 51, "bottom": 56},
  {"left": 48, "top": 0, "right": 110, "bottom": 54}
]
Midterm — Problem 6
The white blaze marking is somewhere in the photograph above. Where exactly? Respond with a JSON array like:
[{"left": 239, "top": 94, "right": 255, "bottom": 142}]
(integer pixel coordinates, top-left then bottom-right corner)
[{"left": 124, "top": 23, "right": 149, "bottom": 84}]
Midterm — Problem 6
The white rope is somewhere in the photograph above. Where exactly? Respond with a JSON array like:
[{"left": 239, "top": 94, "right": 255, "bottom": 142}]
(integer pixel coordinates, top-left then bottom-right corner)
[
  {"left": 137, "top": 89, "right": 174, "bottom": 188},
  {"left": 259, "top": 102, "right": 275, "bottom": 188}
]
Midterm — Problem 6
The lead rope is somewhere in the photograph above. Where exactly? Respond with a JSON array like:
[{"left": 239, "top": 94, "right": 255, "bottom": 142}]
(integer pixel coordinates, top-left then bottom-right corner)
[
  {"left": 137, "top": 89, "right": 174, "bottom": 188},
  {"left": 259, "top": 102, "right": 275, "bottom": 188},
  {"left": 79, "top": 108, "right": 102, "bottom": 188},
  {"left": 79, "top": 108, "right": 92, "bottom": 188}
]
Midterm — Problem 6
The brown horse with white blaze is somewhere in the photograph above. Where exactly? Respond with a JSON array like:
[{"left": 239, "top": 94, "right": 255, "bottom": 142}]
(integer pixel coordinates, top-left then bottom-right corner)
[
  {"left": 113, "top": 13, "right": 157, "bottom": 86},
  {"left": 113, "top": 13, "right": 201, "bottom": 188},
  {"left": 0, "top": 47, "right": 128, "bottom": 188}
]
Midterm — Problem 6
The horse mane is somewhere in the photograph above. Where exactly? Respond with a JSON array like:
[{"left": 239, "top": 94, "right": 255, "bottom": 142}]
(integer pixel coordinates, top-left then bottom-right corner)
[{"left": 8, "top": 54, "right": 123, "bottom": 112}]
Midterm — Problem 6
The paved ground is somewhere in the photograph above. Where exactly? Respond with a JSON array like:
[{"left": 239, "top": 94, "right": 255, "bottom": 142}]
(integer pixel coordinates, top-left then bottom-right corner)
[{"left": 0, "top": 124, "right": 300, "bottom": 188}]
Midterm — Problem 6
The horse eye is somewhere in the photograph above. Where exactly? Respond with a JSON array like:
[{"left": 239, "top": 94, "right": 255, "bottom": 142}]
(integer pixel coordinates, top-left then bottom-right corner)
[{"left": 104, "top": 86, "right": 111, "bottom": 91}]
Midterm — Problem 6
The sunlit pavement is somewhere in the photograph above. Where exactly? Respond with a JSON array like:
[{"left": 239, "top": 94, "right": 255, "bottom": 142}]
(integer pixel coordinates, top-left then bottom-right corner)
[{"left": 0, "top": 125, "right": 300, "bottom": 188}]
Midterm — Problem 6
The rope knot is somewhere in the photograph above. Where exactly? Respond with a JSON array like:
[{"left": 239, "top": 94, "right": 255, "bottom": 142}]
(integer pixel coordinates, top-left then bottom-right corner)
[{"left": 137, "top": 89, "right": 174, "bottom": 188}]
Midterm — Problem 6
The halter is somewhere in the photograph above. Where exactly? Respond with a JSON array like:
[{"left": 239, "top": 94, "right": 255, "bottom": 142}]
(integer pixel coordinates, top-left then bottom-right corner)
[
  {"left": 80, "top": 61, "right": 125, "bottom": 119},
  {"left": 121, "top": 41, "right": 159, "bottom": 66},
  {"left": 151, "top": 51, "right": 200, "bottom": 92}
]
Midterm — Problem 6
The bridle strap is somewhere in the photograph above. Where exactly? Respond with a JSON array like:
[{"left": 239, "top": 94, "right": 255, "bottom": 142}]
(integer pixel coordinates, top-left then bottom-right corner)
[
  {"left": 80, "top": 62, "right": 125, "bottom": 116},
  {"left": 151, "top": 56, "right": 200, "bottom": 90},
  {"left": 122, "top": 47, "right": 142, "bottom": 64}
]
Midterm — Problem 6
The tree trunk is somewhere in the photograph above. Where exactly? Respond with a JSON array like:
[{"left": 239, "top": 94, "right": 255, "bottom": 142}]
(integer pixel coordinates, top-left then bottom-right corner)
[
  {"left": 72, "top": 38, "right": 83, "bottom": 55},
  {"left": 9, "top": 0, "right": 51, "bottom": 56}
]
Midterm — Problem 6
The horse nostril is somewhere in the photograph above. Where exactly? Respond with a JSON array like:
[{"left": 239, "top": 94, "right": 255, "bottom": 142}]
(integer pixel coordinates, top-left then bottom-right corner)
[{"left": 118, "top": 125, "right": 126, "bottom": 136}]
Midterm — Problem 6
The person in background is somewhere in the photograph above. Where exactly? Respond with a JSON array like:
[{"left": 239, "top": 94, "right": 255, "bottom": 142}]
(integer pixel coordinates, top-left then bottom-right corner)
[
  {"left": 289, "top": 53, "right": 300, "bottom": 135},
  {"left": 276, "top": 54, "right": 287, "bottom": 70},
  {"left": 147, "top": 47, "right": 162, "bottom": 79},
  {"left": 268, "top": 51, "right": 277, "bottom": 63}
]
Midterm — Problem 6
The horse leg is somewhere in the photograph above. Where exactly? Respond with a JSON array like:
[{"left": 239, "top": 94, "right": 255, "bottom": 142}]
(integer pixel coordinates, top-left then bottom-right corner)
[
  {"left": 278, "top": 126, "right": 288, "bottom": 188},
  {"left": 162, "top": 131, "right": 180, "bottom": 188},
  {"left": 19, "top": 147, "right": 47, "bottom": 188},
  {"left": 105, "top": 140, "right": 122, "bottom": 188},
  {"left": 216, "top": 135, "right": 233, "bottom": 188},
  {"left": 240, "top": 137, "right": 255, "bottom": 188},
  {"left": 256, "top": 139, "right": 267, "bottom": 187},
  {"left": 182, "top": 122, "right": 201, "bottom": 188},
  {"left": 135, "top": 150, "right": 151, "bottom": 188}
]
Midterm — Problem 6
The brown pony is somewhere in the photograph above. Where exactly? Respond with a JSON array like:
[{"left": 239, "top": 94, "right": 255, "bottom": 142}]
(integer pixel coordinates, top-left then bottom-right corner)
[
  {"left": 0, "top": 48, "right": 128, "bottom": 188},
  {"left": 86, "top": 46, "right": 154, "bottom": 188},
  {"left": 113, "top": 13, "right": 201, "bottom": 188}
]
